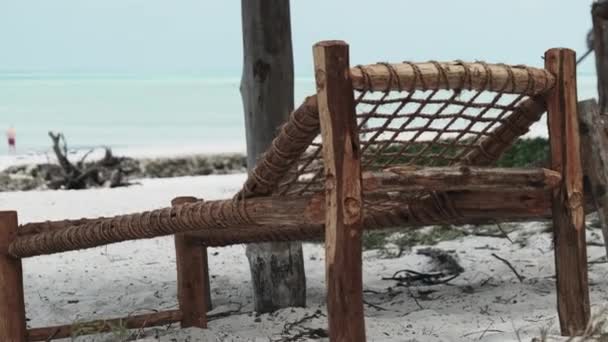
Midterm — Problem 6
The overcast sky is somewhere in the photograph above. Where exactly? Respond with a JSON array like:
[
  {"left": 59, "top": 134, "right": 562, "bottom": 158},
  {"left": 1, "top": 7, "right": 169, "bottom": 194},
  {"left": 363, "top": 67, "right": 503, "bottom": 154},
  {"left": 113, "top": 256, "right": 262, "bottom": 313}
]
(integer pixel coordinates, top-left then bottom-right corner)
[{"left": 0, "top": 1, "right": 596, "bottom": 75}]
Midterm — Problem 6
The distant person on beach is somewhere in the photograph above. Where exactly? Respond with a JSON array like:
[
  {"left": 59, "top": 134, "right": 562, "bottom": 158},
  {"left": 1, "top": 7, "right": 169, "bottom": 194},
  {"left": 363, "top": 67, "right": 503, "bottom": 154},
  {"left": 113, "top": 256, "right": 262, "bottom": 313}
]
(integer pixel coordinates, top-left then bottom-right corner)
[{"left": 6, "top": 126, "right": 16, "bottom": 153}]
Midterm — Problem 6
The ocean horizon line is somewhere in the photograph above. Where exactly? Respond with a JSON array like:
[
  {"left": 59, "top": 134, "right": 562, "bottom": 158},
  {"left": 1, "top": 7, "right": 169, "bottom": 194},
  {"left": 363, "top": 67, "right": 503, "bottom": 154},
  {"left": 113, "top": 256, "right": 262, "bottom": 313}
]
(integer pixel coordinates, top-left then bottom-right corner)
[
  {"left": 0, "top": 71, "right": 317, "bottom": 82},
  {"left": 0, "top": 69, "right": 598, "bottom": 80}
]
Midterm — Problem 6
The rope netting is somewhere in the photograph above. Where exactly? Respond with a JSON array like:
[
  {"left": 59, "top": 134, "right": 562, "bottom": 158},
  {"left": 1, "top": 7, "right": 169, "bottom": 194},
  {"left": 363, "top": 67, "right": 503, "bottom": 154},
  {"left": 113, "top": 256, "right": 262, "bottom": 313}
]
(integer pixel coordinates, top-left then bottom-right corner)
[{"left": 273, "top": 62, "right": 552, "bottom": 199}]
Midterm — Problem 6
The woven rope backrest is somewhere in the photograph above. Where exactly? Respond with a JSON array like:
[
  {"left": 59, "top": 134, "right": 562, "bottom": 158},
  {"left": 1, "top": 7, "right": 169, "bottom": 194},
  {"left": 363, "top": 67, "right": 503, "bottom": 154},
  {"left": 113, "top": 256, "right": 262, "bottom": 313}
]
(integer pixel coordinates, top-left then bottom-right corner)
[{"left": 269, "top": 61, "right": 555, "bottom": 197}]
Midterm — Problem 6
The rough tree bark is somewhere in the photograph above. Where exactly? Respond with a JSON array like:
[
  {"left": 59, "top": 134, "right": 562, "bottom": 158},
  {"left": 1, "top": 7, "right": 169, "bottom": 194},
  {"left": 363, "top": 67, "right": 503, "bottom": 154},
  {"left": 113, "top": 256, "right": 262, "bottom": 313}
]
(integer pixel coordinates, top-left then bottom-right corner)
[
  {"left": 239, "top": 0, "right": 306, "bottom": 312},
  {"left": 593, "top": 0, "right": 608, "bottom": 113},
  {"left": 578, "top": 99, "right": 608, "bottom": 259}
]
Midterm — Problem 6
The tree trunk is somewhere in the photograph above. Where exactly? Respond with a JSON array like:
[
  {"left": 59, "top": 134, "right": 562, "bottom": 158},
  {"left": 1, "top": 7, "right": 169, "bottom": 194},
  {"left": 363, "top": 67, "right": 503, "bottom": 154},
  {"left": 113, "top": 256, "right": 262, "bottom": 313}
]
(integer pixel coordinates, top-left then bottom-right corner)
[
  {"left": 593, "top": 0, "right": 608, "bottom": 114},
  {"left": 240, "top": 0, "right": 306, "bottom": 312},
  {"left": 578, "top": 99, "right": 608, "bottom": 259}
]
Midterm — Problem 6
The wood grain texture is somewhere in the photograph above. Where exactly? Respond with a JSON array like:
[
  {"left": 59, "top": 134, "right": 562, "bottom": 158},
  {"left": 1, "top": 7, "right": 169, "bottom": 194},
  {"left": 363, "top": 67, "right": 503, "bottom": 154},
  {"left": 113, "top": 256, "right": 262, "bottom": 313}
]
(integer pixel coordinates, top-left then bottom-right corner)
[
  {"left": 173, "top": 196, "right": 209, "bottom": 328},
  {"left": 365, "top": 166, "right": 561, "bottom": 193},
  {"left": 314, "top": 40, "right": 366, "bottom": 342},
  {"left": 0, "top": 211, "right": 26, "bottom": 342},
  {"left": 350, "top": 61, "right": 554, "bottom": 95},
  {"left": 11, "top": 183, "right": 580, "bottom": 258},
  {"left": 545, "top": 48, "right": 590, "bottom": 336},
  {"left": 27, "top": 309, "right": 182, "bottom": 341}
]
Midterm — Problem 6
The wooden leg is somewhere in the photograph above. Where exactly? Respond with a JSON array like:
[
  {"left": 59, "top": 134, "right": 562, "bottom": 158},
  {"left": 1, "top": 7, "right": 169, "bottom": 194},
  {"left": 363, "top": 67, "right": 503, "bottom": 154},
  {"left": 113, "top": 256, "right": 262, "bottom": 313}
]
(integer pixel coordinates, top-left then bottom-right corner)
[
  {"left": 0, "top": 211, "right": 27, "bottom": 342},
  {"left": 172, "top": 197, "right": 210, "bottom": 329},
  {"left": 313, "top": 40, "right": 366, "bottom": 342},
  {"left": 545, "top": 48, "right": 590, "bottom": 336}
]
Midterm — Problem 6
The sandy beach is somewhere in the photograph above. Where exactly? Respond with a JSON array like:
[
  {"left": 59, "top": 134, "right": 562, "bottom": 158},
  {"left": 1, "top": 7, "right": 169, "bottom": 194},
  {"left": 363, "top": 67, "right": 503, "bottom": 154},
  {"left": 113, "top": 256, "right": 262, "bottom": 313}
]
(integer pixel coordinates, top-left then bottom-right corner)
[
  {"left": 1, "top": 169, "right": 606, "bottom": 341},
  {"left": 0, "top": 1, "right": 600, "bottom": 340}
]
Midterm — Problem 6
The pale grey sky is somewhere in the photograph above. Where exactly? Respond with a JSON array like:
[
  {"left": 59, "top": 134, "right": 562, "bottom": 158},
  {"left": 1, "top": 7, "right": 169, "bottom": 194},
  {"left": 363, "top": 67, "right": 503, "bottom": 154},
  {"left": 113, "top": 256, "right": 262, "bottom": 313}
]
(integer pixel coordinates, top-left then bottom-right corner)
[{"left": 0, "top": 1, "right": 596, "bottom": 75}]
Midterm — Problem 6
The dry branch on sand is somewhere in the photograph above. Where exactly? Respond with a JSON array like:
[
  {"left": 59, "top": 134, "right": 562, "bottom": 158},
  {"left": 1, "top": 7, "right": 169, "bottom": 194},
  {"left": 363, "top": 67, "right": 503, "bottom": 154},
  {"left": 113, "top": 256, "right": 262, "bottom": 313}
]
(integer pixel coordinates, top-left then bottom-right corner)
[{"left": 46, "top": 131, "right": 136, "bottom": 190}]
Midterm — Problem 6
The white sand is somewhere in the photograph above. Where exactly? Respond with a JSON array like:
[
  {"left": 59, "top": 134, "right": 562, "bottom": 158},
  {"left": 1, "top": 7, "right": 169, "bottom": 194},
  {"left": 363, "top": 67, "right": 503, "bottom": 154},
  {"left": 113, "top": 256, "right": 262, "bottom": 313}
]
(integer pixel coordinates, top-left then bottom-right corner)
[{"left": 2, "top": 173, "right": 608, "bottom": 341}]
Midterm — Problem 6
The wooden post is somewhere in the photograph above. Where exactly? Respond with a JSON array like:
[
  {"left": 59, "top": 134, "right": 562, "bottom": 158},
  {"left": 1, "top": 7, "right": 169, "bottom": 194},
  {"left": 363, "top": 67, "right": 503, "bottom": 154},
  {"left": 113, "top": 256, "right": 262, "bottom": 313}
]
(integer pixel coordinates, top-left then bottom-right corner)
[
  {"left": 0, "top": 211, "right": 27, "bottom": 342},
  {"left": 172, "top": 196, "right": 210, "bottom": 329},
  {"left": 313, "top": 40, "right": 366, "bottom": 342},
  {"left": 240, "top": 0, "right": 306, "bottom": 313},
  {"left": 545, "top": 48, "right": 590, "bottom": 336},
  {"left": 578, "top": 99, "right": 608, "bottom": 259}
]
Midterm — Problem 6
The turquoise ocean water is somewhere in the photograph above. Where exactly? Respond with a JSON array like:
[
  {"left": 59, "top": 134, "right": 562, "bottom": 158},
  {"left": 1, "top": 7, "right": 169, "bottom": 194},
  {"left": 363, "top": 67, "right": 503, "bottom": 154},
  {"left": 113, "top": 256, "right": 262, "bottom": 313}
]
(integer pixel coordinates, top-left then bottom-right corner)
[
  {"left": 0, "top": 72, "right": 598, "bottom": 156},
  {"left": 0, "top": 73, "right": 315, "bottom": 156}
]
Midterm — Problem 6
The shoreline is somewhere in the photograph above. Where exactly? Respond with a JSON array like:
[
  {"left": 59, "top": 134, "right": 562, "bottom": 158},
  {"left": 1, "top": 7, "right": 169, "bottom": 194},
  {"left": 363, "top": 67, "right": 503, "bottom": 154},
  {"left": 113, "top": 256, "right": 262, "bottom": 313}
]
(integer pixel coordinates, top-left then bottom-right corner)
[
  {"left": 0, "top": 151, "right": 247, "bottom": 192},
  {"left": 0, "top": 136, "right": 551, "bottom": 192},
  {"left": 0, "top": 142, "right": 246, "bottom": 171}
]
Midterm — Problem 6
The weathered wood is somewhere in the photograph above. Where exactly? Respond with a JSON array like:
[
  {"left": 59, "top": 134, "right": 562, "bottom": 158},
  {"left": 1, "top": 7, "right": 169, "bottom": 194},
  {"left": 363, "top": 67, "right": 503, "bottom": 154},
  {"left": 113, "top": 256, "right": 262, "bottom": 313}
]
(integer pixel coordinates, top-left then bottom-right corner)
[
  {"left": 0, "top": 211, "right": 27, "bottom": 342},
  {"left": 593, "top": 0, "right": 608, "bottom": 114},
  {"left": 365, "top": 166, "right": 561, "bottom": 193},
  {"left": 12, "top": 185, "right": 581, "bottom": 258},
  {"left": 9, "top": 188, "right": 576, "bottom": 258},
  {"left": 240, "top": 0, "right": 306, "bottom": 313},
  {"left": 578, "top": 99, "right": 608, "bottom": 259},
  {"left": 172, "top": 196, "right": 210, "bottom": 329},
  {"left": 19, "top": 217, "right": 102, "bottom": 236},
  {"left": 14, "top": 165, "right": 568, "bottom": 244},
  {"left": 350, "top": 61, "right": 554, "bottom": 95},
  {"left": 314, "top": 40, "right": 366, "bottom": 342},
  {"left": 27, "top": 309, "right": 182, "bottom": 341},
  {"left": 545, "top": 48, "right": 590, "bottom": 336}
]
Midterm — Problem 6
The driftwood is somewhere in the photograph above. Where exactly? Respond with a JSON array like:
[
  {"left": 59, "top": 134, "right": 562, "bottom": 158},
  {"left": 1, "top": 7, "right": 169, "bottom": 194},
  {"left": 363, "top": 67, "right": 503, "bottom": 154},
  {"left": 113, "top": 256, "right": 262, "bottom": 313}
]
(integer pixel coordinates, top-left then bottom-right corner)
[
  {"left": 47, "top": 132, "right": 134, "bottom": 189},
  {"left": 491, "top": 253, "right": 525, "bottom": 283}
]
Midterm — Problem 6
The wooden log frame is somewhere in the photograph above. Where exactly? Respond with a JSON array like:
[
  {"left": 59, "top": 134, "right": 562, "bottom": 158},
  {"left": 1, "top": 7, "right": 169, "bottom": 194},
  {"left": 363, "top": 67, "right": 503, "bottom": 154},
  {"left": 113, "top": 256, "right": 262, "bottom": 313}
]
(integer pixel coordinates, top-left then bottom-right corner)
[
  {"left": 27, "top": 309, "right": 182, "bottom": 341},
  {"left": 13, "top": 187, "right": 569, "bottom": 257},
  {"left": 545, "top": 48, "right": 590, "bottom": 336},
  {"left": 0, "top": 211, "right": 27, "bottom": 342},
  {"left": 350, "top": 61, "right": 555, "bottom": 95},
  {"left": 365, "top": 166, "right": 561, "bottom": 193},
  {"left": 314, "top": 40, "right": 366, "bottom": 342},
  {"left": 172, "top": 196, "right": 210, "bottom": 329},
  {"left": 16, "top": 166, "right": 561, "bottom": 238},
  {"left": 9, "top": 167, "right": 566, "bottom": 259}
]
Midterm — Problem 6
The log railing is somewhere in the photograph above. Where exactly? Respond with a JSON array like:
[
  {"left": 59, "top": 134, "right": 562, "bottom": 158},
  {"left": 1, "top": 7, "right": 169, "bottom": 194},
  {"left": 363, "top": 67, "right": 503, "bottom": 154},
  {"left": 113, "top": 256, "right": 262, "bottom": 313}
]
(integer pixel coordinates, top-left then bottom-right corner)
[
  {"left": 10, "top": 167, "right": 561, "bottom": 259},
  {"left": 350, "top": 61, "right": 555, "bottom": 95}
]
